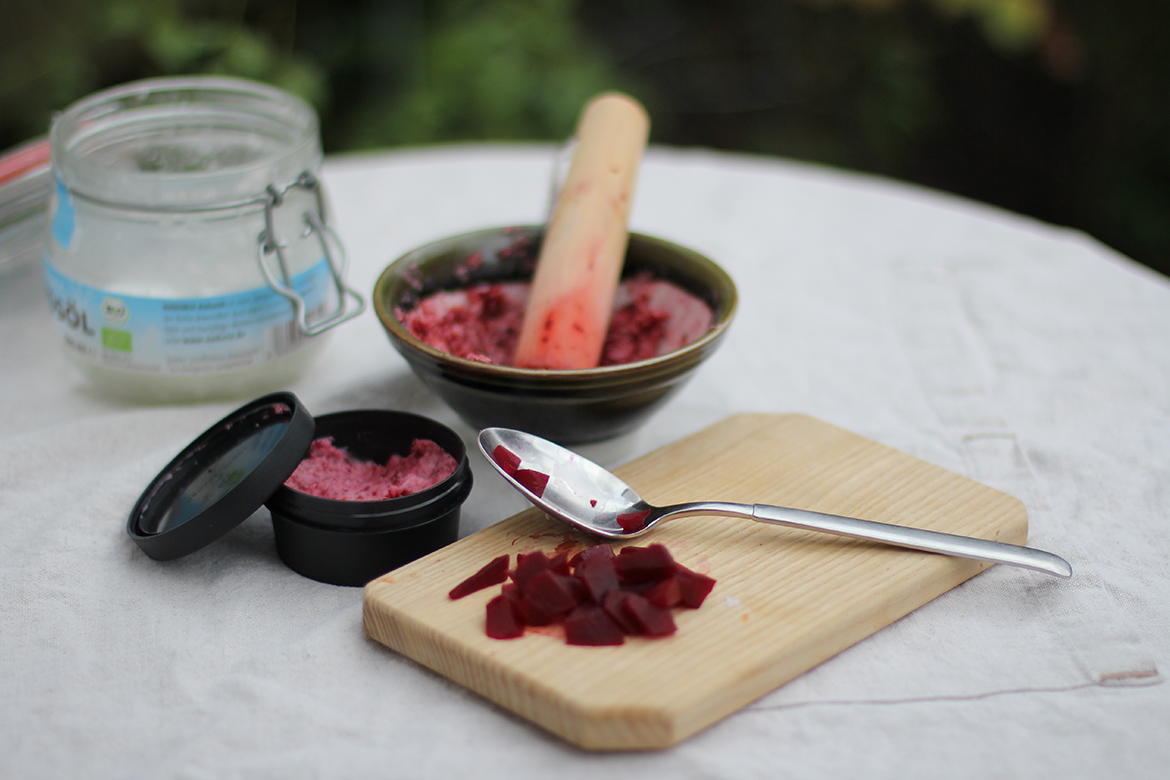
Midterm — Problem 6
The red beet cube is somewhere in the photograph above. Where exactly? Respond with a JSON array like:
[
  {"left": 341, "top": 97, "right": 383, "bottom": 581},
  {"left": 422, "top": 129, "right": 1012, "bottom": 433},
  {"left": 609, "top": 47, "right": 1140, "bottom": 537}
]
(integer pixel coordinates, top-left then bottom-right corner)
[
  {"left": 643, "top": 574, "right": 682, "bottom": 608},
  {"left": 500, "top": 582, "right": 522, "bottom": 604},
  {"left": 615, "top": 544, "right": 678, "bottom": 585},
  {"left": 574, "top": 555, "right": 620, "bottom": 603},
  {"left": 547, "top": 551, "right": 571, "bottom": 576},
  {"left": 448, "top": 554, "right": 510, "bottom": 599},
  {"left": 492, "top": 445, "right": 522, "bottom": 476},
  {"left": 674, "top": 567, "right": 717, "bottom": 608},
  {"left": 616, "top": 509, "right": 650, "bottom": 533},
  {"left": 600, "top": 590, "right": 642, "bottom": 635},
  {"left": 511, "top": 551, "right": 553, "bottom": 588},
  {"left": 564, "top": 575, "right": 589, "bottom": 604},
  {"left": 517, "top": 569, "right": 581, "bottom": 625},
  {"left": 568, "top": 544, "right": 614, "bottom": 569},
  {"left": 622, "top": 591, "right": 677, "bottom": 637},
  {"left": 485, "top": 594, "right": 524, "bottom": 639},
  {"left": 515, "top": 596, "right": 552, "bottom": 626},
  {"left": 514, "top": 468, "right": 549, "bottom": 497},
  {"left": 564, "top": 605, "right": 625, "bottom": 646}
]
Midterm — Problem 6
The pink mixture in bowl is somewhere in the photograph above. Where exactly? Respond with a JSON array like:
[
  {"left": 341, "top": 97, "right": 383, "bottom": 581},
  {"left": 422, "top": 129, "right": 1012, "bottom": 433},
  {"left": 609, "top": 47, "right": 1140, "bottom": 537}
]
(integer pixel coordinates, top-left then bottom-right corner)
[{"left": 396, "top": 274, "right": 713, "bottom": 367}]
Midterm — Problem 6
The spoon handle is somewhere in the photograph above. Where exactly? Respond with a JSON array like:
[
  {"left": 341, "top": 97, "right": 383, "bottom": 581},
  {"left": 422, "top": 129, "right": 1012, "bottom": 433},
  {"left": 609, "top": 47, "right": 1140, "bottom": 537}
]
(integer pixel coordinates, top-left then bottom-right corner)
[{"left": 749, "top": 504, "right": 1072, "bottom": 578}]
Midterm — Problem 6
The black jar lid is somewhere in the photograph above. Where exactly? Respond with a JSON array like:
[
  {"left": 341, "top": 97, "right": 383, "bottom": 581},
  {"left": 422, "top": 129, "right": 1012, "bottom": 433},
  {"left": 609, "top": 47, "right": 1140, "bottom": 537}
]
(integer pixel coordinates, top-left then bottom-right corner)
[{"left": 127, "top": 391, "right": 316, "bottom": 561}]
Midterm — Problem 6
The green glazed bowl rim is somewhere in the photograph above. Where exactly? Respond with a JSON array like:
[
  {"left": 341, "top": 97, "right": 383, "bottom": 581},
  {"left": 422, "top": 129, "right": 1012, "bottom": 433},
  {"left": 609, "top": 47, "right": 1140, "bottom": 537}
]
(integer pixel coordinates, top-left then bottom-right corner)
[{"left": 373, "top": 225, "right": 737, "bottom": 387}]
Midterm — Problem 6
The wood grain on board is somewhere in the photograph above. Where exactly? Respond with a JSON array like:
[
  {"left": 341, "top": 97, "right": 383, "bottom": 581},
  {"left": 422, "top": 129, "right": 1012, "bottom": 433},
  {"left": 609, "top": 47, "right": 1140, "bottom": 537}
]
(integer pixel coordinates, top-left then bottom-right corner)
[{"left": 363, "top": 413, "right": 1027, "bottom": 750}]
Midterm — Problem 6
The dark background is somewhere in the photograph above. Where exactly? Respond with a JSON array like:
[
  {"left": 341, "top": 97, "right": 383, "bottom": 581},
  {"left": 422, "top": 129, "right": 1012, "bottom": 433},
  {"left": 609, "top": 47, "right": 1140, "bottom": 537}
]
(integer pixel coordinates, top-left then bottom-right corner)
[{"left": 3, "top": 0, "right": 1165, "bottom": 277}]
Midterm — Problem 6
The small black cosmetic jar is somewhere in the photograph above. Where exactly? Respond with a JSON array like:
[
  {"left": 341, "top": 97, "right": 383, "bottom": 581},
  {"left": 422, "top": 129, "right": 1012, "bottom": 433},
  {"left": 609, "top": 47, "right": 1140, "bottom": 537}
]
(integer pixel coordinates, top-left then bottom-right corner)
[
  {"left": 127, "top": 392, "right": 473, "bottom": 586},
  {"left": 266, "top": 408, "right": 471, "bottom": 586}
]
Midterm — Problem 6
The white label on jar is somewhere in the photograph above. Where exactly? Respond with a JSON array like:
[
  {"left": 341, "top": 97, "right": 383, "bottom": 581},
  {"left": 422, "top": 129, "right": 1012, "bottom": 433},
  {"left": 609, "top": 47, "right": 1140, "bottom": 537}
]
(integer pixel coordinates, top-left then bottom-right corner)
[{"left": 44, "top": 257, "right": 332, "bottom": 375}]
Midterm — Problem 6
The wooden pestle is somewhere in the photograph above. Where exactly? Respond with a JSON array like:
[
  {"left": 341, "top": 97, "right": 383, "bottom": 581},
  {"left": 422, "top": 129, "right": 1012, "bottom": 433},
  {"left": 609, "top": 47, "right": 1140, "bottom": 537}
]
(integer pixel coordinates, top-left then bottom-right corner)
[{"left": 512, "top": 93, "right": 650, "bottom": 369}]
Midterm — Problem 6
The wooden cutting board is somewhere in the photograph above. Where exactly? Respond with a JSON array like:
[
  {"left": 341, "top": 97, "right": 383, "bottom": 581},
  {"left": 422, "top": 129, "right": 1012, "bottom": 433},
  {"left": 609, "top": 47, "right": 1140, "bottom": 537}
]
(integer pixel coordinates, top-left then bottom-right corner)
[{"left": 363, "top": 413, "right": 1027, "bottom": 750}]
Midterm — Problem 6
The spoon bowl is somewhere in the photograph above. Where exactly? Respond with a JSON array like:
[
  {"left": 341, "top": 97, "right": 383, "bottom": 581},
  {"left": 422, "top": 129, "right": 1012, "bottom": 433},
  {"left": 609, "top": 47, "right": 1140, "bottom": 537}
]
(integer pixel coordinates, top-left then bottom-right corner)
[{"left": 478, "top": 427, "right": 1073, "bottom": 579}]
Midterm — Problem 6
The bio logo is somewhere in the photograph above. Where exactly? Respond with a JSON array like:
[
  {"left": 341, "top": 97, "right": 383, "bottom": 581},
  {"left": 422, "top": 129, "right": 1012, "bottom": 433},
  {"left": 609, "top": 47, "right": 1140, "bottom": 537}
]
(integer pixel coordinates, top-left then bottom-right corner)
[{"left": 101, "top": 297, "right": 129, "bottom": 326}]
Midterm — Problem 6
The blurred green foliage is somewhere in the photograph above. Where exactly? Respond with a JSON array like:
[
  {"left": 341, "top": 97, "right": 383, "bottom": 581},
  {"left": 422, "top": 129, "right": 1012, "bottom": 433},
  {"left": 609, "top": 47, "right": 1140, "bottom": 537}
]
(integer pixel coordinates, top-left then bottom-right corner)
[
  {"left": 1, "top": 0, "right": 1165, "bottom": 275},
  {"left": 0, "top": 1, "right": 325, "bottom": 137},
  {"left": 311, "top": 0, "right": 634, "bottom": 147}
]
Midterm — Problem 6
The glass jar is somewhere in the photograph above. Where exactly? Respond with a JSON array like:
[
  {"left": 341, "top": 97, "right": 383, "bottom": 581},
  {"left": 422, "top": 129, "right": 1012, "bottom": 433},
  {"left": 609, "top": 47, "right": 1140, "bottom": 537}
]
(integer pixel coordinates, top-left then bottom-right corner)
[{"left": 45, "top": 76, "right": 363, "bottom": 403}]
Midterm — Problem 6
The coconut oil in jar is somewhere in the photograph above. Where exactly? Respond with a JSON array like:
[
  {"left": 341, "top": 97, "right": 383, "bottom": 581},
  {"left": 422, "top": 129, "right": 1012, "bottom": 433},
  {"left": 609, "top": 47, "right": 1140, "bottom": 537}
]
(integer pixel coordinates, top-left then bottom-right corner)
[{"left": 45, "top": 76, "right": 363, "bottom": 403}]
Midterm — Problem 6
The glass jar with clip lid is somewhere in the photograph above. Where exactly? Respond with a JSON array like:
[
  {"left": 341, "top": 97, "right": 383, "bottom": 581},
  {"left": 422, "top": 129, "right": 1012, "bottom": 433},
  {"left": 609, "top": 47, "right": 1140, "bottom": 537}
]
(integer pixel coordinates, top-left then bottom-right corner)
[{"left": 45, "top": 76, "right": 364, "bottom": 403}]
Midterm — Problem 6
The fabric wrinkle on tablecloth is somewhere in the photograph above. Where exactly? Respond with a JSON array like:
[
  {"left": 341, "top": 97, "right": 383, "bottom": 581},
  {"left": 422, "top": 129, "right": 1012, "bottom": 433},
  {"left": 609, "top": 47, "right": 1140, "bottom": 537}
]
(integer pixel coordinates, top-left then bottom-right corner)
[{"left": 744, "top": 252, "right": 1159, "bottom": 711}]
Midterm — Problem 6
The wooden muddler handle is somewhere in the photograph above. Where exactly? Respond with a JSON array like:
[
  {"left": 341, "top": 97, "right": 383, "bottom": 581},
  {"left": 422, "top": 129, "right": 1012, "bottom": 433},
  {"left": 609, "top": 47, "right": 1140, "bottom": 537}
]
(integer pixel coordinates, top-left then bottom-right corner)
[{"left": 513, "top": 93, "right": 650, "bottom": 369}]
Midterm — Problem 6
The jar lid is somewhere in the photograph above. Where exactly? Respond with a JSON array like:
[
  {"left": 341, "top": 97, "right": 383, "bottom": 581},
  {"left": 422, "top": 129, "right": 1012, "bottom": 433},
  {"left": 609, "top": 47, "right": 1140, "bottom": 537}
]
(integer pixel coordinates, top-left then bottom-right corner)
[
  {"left": 127, "top": 391, "right": 315, "bottom": 560},
  {"left": 51, "top": 76, "right": 320, "bottom": 210}
]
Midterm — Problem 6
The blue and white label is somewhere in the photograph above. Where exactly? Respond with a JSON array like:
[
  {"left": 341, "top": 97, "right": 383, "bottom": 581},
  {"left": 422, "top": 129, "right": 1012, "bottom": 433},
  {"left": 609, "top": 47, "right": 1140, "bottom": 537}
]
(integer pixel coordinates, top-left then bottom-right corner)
[
  {"left": 51, "top": 173, "right": 75, "bottom": 249},
  {"left": 44, "top": 258, "right": 333, "bottom": 375}
]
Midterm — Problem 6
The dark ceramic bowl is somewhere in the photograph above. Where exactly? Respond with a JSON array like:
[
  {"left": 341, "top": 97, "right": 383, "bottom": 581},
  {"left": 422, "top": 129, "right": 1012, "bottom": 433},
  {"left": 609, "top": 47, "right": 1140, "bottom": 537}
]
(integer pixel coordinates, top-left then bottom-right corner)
[
  {"left": 265, "top": 409, "right": 472, "bottom": 586},
  {"left": 373, "top": 225, "right": 737, "bottom": 444}
]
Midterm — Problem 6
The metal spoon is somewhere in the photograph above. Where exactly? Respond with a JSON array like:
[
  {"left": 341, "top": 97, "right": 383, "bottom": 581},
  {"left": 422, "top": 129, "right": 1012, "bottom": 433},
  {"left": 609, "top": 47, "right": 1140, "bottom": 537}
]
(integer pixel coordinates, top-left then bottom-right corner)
[{"left": 477, "top": 427, "right": 1072, "bottom": 579}]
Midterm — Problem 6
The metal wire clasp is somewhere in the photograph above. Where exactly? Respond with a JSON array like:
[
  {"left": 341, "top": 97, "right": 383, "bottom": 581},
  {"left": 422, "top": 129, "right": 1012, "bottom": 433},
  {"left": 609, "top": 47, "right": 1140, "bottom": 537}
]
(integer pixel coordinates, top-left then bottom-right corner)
[{"left": 256, "top": 171, "right": 365, "bottom": 337}]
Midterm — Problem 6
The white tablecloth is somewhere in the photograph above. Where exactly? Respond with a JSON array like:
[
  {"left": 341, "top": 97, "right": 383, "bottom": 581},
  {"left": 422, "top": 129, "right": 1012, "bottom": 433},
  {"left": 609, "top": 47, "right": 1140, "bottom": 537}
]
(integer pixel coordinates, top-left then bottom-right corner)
[{"left": 2, "top": 144, "right": 1167, "bottom": 778}]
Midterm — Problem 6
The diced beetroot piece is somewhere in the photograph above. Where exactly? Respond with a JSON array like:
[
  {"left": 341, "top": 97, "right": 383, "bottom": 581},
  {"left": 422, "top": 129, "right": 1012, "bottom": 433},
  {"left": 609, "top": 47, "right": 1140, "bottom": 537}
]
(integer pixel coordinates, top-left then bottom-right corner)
[
  {"left": 563, "top": 605, "right": 625, "bottom": 646},
  {"left": 643, "top": 574, "right": 682, "bottom": 608},
  {"left": 568, "top": 544, "right": 614, "bottom": 569},
  {"left": 548, "top": 570, "right": 585, "bottom": 608},
  {"left": 519, "top": 550, "right": 552, "bottom": 567},
  {"left": 674, "top": 567, "right": 717, "bottom": 608},
  {"left": 615, "top": 543, "right": 678, "bottom": 585},
  {"left": 547, "top": 551, "right": 571, "bottom": 576},
  {"left": 511, "top": 551, "right": 552, "bottom": 588},
  {"left": 448, "top": 554, "right": 510, "bottom": 599},
  {"left": 517, "top": 595, "right": 556, "bottom": 626},
  {"left": 622, "top": 591, "right": 677, "bottom": 637},
  {"left": 514, "top": 468, "right": 550, "bottom": 497},
  {"left": 564, "top": 575, "right": 589, "bottom": 604},
  {"left": 517, "top": 568, "right": 581, "bottom": 626},
  {"left": 590, "top": 544, "right": 617, "bottom": 561},
  {"left": 616, "top": 509, "right": 650, "bottom": 533},
  {"left": 600, "top": 590, "right": 642, "bottom": 635},
  {"left": 492, "top": 445, "right": 522, "bottom": 476},
  {"left": 485, "top": 594, "right": 524, "bottom": 639},
  {"left": 500, "top": 582, "right": 522, "bottom": 604},
  {"left": 574, "top": 555, "right": 620, "bottom": 603}
]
